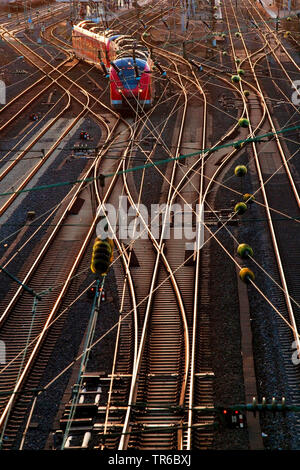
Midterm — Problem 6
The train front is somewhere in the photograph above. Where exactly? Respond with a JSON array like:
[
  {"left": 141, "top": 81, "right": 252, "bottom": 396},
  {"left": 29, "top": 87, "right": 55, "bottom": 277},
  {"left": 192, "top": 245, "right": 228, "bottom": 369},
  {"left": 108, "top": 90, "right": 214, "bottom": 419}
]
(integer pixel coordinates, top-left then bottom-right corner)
[{"left": 110, "top": 57, "right": 152, "bottom": 111}]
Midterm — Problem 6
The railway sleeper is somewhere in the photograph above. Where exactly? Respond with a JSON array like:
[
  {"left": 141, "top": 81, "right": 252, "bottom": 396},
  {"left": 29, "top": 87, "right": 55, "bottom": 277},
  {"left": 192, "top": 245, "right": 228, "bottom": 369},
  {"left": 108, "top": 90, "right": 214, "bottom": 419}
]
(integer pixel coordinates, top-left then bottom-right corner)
[
  {"left": 146, "top": 386, "right": 179, "bottom": 392},
  {"left": 144, "top": 394, "right": 179, "bottom": 399},
  {"left": 59, "top": 417, "right": 94, "bottom": 430}
]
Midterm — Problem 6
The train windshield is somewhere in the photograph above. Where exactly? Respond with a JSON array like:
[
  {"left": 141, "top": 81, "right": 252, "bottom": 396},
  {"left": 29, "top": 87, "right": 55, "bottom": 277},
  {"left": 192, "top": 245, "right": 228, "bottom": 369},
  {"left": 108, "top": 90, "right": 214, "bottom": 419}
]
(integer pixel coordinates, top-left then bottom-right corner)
[{"left": 115, "top": 58, "right": 146, "bottom": 89}]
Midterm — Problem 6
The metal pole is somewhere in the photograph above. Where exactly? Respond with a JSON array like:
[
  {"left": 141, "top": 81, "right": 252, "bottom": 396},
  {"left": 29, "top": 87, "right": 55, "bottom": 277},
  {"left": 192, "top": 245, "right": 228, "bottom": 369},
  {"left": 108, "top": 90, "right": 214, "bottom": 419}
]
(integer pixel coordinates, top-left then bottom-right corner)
[
  {"left": 24, "top": 0, "right": 27, "bottom": 26},
  {"left": 0, "top": 265, "right": 42, "bottom": 300}
]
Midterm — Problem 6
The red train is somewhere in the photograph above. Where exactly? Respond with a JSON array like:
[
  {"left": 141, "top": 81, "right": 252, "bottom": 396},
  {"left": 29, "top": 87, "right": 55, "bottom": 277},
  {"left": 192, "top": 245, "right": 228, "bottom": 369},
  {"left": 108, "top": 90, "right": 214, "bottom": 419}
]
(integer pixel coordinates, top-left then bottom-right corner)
[{"left": 72, "top": 21, "right": 154, "bottom": 111}]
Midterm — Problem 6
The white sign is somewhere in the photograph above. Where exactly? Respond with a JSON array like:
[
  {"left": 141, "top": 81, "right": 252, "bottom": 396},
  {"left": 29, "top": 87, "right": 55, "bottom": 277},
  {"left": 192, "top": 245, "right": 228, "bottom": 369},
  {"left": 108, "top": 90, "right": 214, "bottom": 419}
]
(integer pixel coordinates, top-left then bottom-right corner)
[
  {"left": 0, "top": 341, "right": 5, "bottom": 365},
  {"left": 0, "top": 80, "right": 6, "bottom": 105}
]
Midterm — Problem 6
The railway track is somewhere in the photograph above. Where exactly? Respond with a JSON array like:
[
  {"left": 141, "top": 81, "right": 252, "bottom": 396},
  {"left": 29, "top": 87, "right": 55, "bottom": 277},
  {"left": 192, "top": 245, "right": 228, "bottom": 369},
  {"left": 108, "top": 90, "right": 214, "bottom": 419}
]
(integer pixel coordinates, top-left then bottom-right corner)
[
  {"left": 0, "top": 18, "right": 120, "bottom": 219},
  {"left": 0, "top": 3, "right": 169, "bottom": 449},
  {"left": 0, "top": 104, "right": 137, "bottom": 447},
  {"left": 226, "top": 0, "right": 300, "bottom": 445},
  {"left": 0, "top": 3, "right": 132, "bottom": 448},
  {"left": 1, "top": 0, "right": 299, "bottom": 451},
  {"left": 45, "top": 2, "right": 253, "bottom": 450},
  {"left": 53, "top": 4, "right": 266, "bottom": 449}
]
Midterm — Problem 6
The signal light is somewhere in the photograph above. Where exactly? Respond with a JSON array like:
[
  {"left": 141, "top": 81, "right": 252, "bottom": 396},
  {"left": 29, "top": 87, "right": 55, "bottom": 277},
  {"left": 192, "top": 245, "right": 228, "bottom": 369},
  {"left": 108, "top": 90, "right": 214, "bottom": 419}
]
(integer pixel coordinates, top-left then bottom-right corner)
[
  {"left": 234, "top": 202, "right": 248, "bottom": 215},
  {"left": 239, "top": 267, "right": 255, "bottom": 283},
  {"left": 80, "top": 131, "right": 89, "bottom": 140},
  {"left": 234, "top": 165, "right": 247, "bottom": 177},
  {"left": 237, "top": 243, "right": 253, "bottom": 259},
  {"left": 91, "top": 237, "right": 114, "bottom": 276},
  {"left": 220, "top": 408, "right": 246, "bottom": 428},
  {"left": 87, "top": 285, "right": 106, "bottom": 301},
  {"left": 231, "top": 74, "right": 241, "bottom": 83}
]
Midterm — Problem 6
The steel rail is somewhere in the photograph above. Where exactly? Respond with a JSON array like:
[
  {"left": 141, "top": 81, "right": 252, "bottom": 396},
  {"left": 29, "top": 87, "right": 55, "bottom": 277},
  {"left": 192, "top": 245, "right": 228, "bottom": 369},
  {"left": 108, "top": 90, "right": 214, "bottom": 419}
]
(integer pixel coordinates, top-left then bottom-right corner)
[
  {"left": 115, "top": 5, "right": 264, "bottom": 449},
  {"left": 93, "top": 118, "right": 140, "bottom": 449},
  {"left": 152, "top": 6, "right": 270, "bottom": 448},
  {"left": 115, "top": 54, "right": 190, "bottom": 450},
  {"left": 141, "top": 29, "right": 257, "bottom": 449},
  {"left": 93, "top": 88, "right": 187, "bottom": 450},
  {"left": 0, "top": 10, "right": 143, "bottom": 439},
  {"left": 59, "top": 115, "right": 140, "bottom": 450},
  {"left": 0, "top": 109, "right": 143, "bottom": 441},
  {"left": 0, "top": 75, "right": 73, "bottom": 181},
  {"left": 225, "top": 0, "right": 300, "bottom": 365},
  {"left": 118, "top": 115, "right": 188, "bottom": 450},
  {"left": 0, "top": 117, "right": 110, "bottom": 328},
  {"left": 240, "top": 0, "right": 300, "bottom": 207},
  {"left": 0, "top": 86, "right": 89, "bottom": 216},
  {"left": 0, "top": 137, "right": 108, "bottom": 436},
  {"left": 0, "top": 26, "right": 120, "bottom": 217},
  {"left": 155, "top": 44, "right": 267, "bottom": 452}
]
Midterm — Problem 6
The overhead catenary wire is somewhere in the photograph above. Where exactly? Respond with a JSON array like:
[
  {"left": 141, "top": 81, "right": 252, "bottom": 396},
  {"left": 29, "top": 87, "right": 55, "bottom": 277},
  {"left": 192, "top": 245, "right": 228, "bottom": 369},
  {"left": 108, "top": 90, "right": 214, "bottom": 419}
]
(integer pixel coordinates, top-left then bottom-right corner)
[
  {"left": 1, "top": 0, "right": 298, "bottom": 440},
  {"left": 1, "top": 54, "right": 298, "bottom": 320},
  {"left": 2, "top": 199, "right": 299, "bottom": 396},
  {"left": 0, "top": 0, "right": 292, "bottom": 302},
  {"left": 4, "top": 120, "right": 298, "bottom": 313},
  {"left": 0, "top": 17, "right": 300, "bottom": 448},
  {"left": 0, "top": 123, "right": 298, "bottom": 199},
  {"left": 1, "top": 21, "right": 298, "bottom": 178}
]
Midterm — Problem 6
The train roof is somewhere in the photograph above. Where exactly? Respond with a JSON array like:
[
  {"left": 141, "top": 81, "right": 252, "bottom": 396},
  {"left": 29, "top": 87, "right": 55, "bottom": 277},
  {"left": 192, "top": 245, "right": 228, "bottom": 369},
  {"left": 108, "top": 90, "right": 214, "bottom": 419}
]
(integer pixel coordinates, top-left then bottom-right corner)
[
  {"left": 73, "top": 23, "right": 122, "bottom": 43},
  {"left": 118, "top": 48, "right": 148, "bottom": 59},
  {"left": 114, "top": 57, "right": 149, "bottom": 68},
  {"left": 72, "top": 26, "right": 149, "bottom": 62},
  {"left": 113, "top": 36, "right": 132, "bottom": 45},
  {"left": 73, "top": 22, "right": 107, "bottom": 41},
  {"left": 104, "top": 29, "right": 119, "bottom": 37}
]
